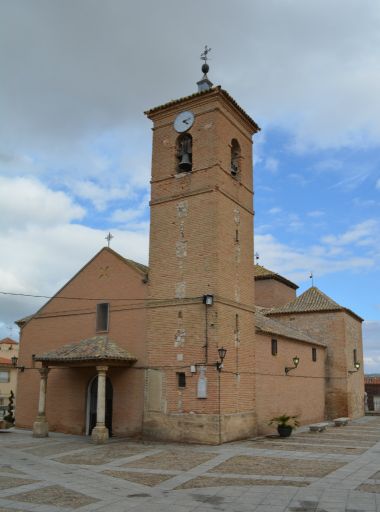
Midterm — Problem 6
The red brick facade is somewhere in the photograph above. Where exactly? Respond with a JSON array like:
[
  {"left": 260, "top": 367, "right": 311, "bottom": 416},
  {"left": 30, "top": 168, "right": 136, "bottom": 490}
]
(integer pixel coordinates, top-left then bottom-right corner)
[{"left": 15, "top": 86, "right": 364, "bottom": 443}]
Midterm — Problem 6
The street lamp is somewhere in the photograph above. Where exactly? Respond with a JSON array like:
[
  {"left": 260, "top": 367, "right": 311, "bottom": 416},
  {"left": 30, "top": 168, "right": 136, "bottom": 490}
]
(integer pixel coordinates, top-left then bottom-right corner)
[{"left": 285, "top": 356, "right": 300, "bottom": 375}]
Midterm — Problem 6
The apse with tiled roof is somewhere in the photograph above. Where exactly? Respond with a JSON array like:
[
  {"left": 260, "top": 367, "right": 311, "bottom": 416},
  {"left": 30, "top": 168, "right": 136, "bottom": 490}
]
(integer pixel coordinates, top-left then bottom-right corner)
[{"left": 267, "top": 285, "right": 364, "bottom": 419}]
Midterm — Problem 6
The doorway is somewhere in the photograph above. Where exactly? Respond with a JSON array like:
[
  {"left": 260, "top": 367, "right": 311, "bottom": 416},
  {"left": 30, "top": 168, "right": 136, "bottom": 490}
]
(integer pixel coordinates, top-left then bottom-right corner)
[{"left": 87, "top": 375, "right": 113, "bottom": 436}]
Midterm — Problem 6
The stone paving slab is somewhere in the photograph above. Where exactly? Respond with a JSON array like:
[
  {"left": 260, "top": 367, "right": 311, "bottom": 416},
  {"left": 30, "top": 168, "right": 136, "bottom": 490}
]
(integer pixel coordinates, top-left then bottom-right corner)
[
  {"left": 175, "top": 476, "right": 311, "bottom": 490},
  {"left": 122, "top": 450, "right": 218, "bottom": 471},
  {"left": 1, "top": 417, "right": 380, "bottom": 511},
  {"left": 102, "top": 469, "right": 172, "bottom": 486},
  {"left": 248, "top": 441, "right": 365, "bottom": 455},
  {"left": 54, "top": 443, "right": 150, "bottom": 465},
  {"left": 0, "top": 477, "right": 38, "bottom": 491},
  {"left": 211, "top": 455, "right": 344, "bottom": 478},
  {"left": 6, "top": 485, "right": 99, "bottom": 509}
]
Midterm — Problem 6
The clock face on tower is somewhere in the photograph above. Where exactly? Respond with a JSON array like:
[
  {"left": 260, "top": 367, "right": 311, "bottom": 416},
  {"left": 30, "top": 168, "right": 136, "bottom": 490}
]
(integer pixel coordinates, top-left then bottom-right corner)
[{"left": 174, "top": 111, "right": 194, "bottom": 132}]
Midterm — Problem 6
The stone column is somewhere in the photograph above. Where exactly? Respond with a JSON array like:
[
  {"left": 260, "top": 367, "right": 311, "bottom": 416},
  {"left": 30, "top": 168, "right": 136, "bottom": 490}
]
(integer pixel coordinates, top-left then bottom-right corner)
[
  {"left": 91, "top": 365, "right": 109, "bottom": 444},
  {"left": 32, "top": 367, "right": 50, "bottom": 437}
]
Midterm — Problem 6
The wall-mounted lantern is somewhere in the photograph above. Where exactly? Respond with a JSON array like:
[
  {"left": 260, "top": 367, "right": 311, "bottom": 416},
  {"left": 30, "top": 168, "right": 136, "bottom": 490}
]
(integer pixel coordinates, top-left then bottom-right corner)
[
  {"left": 216, "top": 347, "right": 227, "bottom": 372},
  {"left": 348, "top": 361, "right": 361, "bottom": 374},
  {"left": 285, "top": 355, "right": 300, "bottom": 375},
  {"left": 203, "top": 294, "right": 214, "bottom": 306},
  {"left": 11, "top": 356, "right": 24, "bottom": 372}
]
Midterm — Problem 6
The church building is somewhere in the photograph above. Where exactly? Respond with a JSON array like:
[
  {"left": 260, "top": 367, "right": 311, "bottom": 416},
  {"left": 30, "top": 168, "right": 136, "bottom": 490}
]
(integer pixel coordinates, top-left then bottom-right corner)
[{"left": 15, "top": 62, "right": 365, "bottom": 444}]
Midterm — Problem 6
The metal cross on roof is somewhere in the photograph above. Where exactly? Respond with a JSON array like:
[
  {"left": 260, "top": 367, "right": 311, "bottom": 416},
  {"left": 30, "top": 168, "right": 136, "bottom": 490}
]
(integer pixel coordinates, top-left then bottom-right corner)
[
  {"left": 200, "top": 45, "right": 211, "bottom": 63},
  {"left": 105, "top": 232, "right": 114, "bottom": 248}
]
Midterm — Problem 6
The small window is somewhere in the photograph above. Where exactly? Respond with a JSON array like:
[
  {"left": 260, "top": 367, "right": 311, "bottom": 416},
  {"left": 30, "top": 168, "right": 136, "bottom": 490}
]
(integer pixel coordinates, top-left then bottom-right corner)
[
  {"left": 312, "top": 347, "right": 317, "bottom": 362},
  {"left": 177, "top": 372, "right": 186, "bottom": 388},
  {"left": 353, "top": 348, "right": 357, "bottom": 364},
  {"left": 271, "top": 339, "right": 277, "bottom": 356},
  {"left": 0, "top": 371, "right": 10, "bottom": 383},
  {"left": 96, "top": 303, "right": 109, "bottom": 332}
]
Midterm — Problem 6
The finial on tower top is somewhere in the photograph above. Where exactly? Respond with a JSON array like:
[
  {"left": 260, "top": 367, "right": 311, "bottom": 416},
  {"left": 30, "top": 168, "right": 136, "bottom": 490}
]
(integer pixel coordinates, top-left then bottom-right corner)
[{"left": 197, "top": 45, "right": 213, "bottom": 92}]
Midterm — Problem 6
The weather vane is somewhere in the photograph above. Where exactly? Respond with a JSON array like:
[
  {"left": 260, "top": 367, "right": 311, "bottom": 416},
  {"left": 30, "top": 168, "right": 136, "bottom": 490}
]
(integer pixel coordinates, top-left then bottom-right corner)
[
  {"left": 197, "top": 45, "right": 213, "bottom": 92},
  {"left": 254, "top": 252, "right": 260, "bottom": 264},
  {"left": 309, "top": 271, "right": 314, "bottom": 286},
  {"left": 200, "top": 45, "right": 211, "bottom": 64},
  {"left": 105, "top": 232, "right": 114, "bottom": 248}
]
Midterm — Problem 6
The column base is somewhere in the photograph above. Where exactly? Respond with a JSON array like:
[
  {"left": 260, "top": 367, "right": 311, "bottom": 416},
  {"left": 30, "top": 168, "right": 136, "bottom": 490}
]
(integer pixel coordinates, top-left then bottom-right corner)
[
  {"left": 91, "top": 425, "right": 109, "bottom": 444},
  {"left": 32, "top": 416, "right": 49, "bottom": 438}
]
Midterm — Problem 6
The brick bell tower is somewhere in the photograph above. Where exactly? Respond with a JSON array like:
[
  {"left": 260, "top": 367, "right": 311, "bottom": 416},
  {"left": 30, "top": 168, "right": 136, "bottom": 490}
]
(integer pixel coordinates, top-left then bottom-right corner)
[{"left": 143, "top": 52, "right": 260, "bottom": 444}]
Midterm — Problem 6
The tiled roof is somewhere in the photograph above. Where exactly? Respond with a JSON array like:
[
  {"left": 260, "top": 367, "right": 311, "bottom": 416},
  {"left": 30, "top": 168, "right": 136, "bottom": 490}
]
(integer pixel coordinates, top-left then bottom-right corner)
[
  {"left": 267, "top": 286, "right": 363, "bottom": 321},
  {"left": 253, "top": 265, "right": 298, "bottom": 290},
  {"left": 106, "top": 248, "right": 148, "bottom": 275},
  {"left": 0, "top": 338, "right": 18, "bottom": 345},
  {"left": 145, "top": 86, "right": 260, "bottom": 132},
  {"left": 0, "top": 357, "right": 12, "bottom": 365},
  {"left": 255, "top": 309, "right": 326, "bottom": 346},
  {"left": 34, "top": 335, "right": 138, "bottom": 364}
]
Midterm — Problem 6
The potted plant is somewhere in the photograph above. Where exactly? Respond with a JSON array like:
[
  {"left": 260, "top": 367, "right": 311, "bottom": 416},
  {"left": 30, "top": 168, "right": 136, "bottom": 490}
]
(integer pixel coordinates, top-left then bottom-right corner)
[{"left": 269, "top": 414, "right": 299, "bottom": 437}]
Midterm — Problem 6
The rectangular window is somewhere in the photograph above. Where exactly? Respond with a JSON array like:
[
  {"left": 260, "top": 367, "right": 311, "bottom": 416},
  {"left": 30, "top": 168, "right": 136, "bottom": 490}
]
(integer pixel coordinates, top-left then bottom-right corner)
[
  {"left": 0, "top": 371, "right": 10, "bottom": 383},
  {"left": 177, "top": 372, "right": 186, "bottom": 388},
  {"left": 312, "top": 347, "right": 317, "bottom": 362},
  {"left": 353, "top": 348, "right": 357, "bottom": 364},
  {"left": 271, "top": 339, "right": 278, "bottom": 356},
  {"left": 96, "top": 303, "right": 109, "bottom": 332}
]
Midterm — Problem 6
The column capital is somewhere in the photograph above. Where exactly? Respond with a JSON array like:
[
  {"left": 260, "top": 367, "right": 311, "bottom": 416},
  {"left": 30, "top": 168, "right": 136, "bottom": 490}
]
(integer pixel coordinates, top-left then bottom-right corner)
[
  {"left": 38, "top": 367, "right": 50, "bottom": 378},
  {"left": 96, "top": 365, "right": 108, "bottom": 373}
]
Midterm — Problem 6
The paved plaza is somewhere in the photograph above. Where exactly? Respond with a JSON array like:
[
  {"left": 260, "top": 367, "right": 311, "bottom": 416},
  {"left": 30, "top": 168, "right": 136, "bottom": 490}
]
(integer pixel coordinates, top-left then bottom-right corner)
[{"left": 1, "top": 416, "right": 380, "bottom": 511}]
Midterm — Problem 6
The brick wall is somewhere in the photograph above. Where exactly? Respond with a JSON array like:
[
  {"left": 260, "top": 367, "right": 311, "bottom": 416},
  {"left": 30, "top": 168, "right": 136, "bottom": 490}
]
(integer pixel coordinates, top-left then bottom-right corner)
[
  {"left": 16, "top": 248, "right": 147, "bottom": 436},
  {"left": 255, "top": 332, "right": 325, "bottom": 434},
  {"left": 144, "top": 89, "right": 258, "bottom": 442},
  {"left": 268, "top": 310, "right": 364, "bottom": 419},
  {"left": 255, "top": 279, "right": 297, "bottom": 308}
]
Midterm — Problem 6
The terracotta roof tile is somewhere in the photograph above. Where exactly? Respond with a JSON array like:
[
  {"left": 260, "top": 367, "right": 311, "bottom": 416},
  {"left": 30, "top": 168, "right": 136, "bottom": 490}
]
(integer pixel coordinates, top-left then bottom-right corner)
[
  {"left": 34, "top": 335, "right": 137, "bottom": 364},
  {"left": 145, "top": 86, "right": 260, "bottom": 133},
  {"left": 253, "top": 265, "right": 298, "bottom": 290},
  {"left": 255, "top": 309, "right": 325, "bottom": 346},
  {"left": 0, "top": 338, "right": 18, "bottom": 345},
  {"left": 267, "top": 286, "right": 363, "bottom": 321}
]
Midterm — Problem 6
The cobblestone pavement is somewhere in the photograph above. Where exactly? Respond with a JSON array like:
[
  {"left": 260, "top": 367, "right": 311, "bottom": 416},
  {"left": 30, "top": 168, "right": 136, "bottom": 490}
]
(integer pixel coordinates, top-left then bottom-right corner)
[{"left": 1, "top": 416, "right": 380, "bottom": 511}]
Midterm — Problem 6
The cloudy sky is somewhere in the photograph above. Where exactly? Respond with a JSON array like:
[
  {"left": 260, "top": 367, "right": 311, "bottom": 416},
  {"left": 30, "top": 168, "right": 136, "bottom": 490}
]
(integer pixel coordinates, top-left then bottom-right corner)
[{"left": 1, "top": 1, "right": 379, "bottom": 371}]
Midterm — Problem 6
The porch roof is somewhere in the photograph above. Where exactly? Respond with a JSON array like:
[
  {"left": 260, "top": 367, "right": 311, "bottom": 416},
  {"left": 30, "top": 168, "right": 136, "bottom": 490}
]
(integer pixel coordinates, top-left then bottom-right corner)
[{"left": 34, "top": 335, "right": 138, "bottom": 365}]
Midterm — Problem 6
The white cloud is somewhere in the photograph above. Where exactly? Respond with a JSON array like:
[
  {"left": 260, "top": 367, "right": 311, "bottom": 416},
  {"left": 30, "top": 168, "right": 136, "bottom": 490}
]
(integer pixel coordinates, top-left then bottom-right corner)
[
  {"left": 0, "top": 176, "right": 85, "bottom": 230},
  {"left": 321, "top": 219, "right": 378, "bottom": 247},
  {"left": 0, "top": 223, "right": 149, "bottom": 340},
  {"left": 255, "top": 231, "right": 374, "bottom": 284},
  {"left": 308, "top": 210, "right": 325, "bottom": 218},
  {"left": 264, "top": 157, "right": 279, "bottom": 173},
  {"left": 71, "top": 179, "right": 136, "bottom": 211},
  {"left": 1, "top": 1, "right": 380, "bottom": 154},
  {"left": 268, "top": 207, "right": 282, "bottom": 215}
]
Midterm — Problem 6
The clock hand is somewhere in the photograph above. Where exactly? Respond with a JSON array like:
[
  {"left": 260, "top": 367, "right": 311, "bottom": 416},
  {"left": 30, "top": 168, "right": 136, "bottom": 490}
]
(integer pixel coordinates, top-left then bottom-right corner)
[{"left": 183, "top": 117, "right": 191, "bottom": 124}]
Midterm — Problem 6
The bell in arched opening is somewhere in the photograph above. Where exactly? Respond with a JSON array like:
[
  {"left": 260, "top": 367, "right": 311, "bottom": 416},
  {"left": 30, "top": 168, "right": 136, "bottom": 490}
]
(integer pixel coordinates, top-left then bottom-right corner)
[
  {"left": 177, "top": 134, "right": 192, "bottom": 172},
  {"left": 230, "top": 139, "right": 241, "bottom": 177}
]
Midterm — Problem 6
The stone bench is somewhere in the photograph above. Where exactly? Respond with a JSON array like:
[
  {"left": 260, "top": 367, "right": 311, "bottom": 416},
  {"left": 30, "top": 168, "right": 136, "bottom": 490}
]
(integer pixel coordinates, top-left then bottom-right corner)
[
  {"left": 333, "top": 417, "right": 349, "bottom": 427},
  {"left": 309, "top": 422, "right": 329, "bottom": 432}
]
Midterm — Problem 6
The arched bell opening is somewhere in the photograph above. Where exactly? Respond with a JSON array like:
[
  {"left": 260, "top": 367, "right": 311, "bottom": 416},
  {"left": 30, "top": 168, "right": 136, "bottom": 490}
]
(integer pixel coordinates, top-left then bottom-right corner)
[
  {"left": 86, "top": 374, "right": 113, "bottom": 436},
  {"left": 230, "top": 138, "right": 241, "bottom": 178},
  {"left": 176, "top": 133, "right": 192, "bottom": 173}
]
